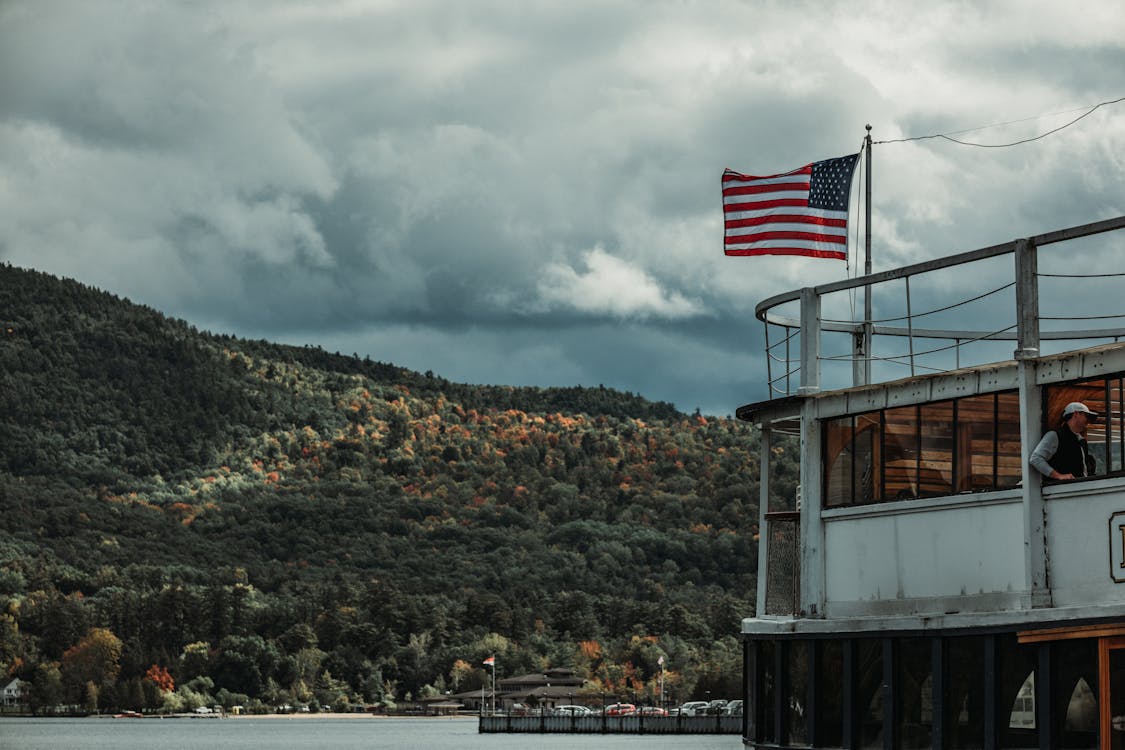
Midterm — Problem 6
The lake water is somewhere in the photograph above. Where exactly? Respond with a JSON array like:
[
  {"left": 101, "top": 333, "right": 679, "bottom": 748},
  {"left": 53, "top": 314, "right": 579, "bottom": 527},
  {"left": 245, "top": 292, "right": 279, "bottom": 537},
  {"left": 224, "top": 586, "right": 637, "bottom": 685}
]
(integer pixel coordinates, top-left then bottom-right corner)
[{"left": 0, "top": 717, "right": 743, "bottom": 750}]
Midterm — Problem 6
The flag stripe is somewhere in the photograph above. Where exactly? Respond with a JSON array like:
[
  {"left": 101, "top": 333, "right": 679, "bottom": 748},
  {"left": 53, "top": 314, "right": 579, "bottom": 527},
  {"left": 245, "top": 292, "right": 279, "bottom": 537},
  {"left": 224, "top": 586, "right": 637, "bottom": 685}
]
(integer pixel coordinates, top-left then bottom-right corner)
[
  {"left": 722, "top": 167, "right": 811, "bottom": 184},
  {"left": 722, "top": 155, "right": 858, "bottom": 259},
  {"left": 725, "top": 212, "right": 847, "bottom": 228},
  {"left": 724, "top": 190, "right": 810, "bottom": 205},
  {"left": 726, "top": 231, "right": 848, "bottom": 246},
  {"left": 726, "top": 247, "right": 847, "bottom": 260},
  {"left": 720, "top": 179, "right": 810, "bottom": 195}
]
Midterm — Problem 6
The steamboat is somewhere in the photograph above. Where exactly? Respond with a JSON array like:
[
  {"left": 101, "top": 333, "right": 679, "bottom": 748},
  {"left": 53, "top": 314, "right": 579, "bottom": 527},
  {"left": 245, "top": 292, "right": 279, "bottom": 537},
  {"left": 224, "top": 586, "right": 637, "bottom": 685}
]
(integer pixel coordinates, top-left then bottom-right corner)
[{"left": 738, "top": 215, "right": 1125, "bottom": 749}]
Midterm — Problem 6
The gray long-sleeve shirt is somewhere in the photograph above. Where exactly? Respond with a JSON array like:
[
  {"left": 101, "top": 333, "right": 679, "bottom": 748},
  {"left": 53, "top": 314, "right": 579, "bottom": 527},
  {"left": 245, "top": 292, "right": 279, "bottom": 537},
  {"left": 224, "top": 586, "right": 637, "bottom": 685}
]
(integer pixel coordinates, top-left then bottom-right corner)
[
  {"left": 1029, "top": 429, "right": 1089, "bottom": 478},
  {"left": 1029, "top": 430, "right": 1060, "bottom": 477}
]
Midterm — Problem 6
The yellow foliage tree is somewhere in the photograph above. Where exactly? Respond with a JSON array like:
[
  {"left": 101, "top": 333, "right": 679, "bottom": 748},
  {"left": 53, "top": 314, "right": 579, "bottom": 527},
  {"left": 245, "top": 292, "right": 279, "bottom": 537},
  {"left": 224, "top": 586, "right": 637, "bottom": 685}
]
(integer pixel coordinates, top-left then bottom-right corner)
[{"left": 61, "top": 627, "right": 122, "bottom": 702}]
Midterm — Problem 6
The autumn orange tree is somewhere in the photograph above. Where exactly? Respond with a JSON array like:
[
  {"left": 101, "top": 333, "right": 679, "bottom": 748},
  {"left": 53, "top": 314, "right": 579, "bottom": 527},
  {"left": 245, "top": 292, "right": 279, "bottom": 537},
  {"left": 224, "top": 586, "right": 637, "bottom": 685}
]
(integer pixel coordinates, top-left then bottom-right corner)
[{"left": 144, "top": 664, "right": 175, "bottom": 694}]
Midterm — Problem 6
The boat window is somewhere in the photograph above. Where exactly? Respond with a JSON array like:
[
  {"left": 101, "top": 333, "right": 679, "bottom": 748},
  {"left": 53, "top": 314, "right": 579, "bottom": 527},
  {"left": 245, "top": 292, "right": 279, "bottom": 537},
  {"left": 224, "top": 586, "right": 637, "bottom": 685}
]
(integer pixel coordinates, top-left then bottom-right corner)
[
  {"left": 919, "top": 403, "right": 954, "bottom": 498},
  {"left": 946, "top": 637, "right": 986, "bottom": 749},
  {"left": 885, "top": 405, "right": 920, "bottom": 500},
  {"left": 857, "top": 640, "right": 884, "bottom": 750},
  {"left": 1054, "top": 639, "right": 1097, "bottom": 749},
  {"left": 998, "top": 635, "right": 1039, "bottom": 748},
  {"left": 896, "top": 638, "right": 934, "bottom": 750},
  {"left": 824, "top": 411, "right": 880, "bottom": 506},
  {"left": 786, "top": 641, "right": 809, "bottom": 745},
  {"left": 758, "top": 640, "right": 777, "bottom": 743},
  {"left": 817, "top": 640, "right": 845, "bottom": 747},
  {"left": 1042, "top": 375, "right": 1125, "bottom": 477},
  {"left": 823, "top": 391, "right": 1019, "bottom": 507}
]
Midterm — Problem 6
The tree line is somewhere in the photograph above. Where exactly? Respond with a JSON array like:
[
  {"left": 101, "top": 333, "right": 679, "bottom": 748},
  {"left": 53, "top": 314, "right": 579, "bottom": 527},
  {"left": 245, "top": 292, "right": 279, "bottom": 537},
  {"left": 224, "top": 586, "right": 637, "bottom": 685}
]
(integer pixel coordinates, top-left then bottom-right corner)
[{"left": 0, "top": 264, "right": 799, "bottom": 713}]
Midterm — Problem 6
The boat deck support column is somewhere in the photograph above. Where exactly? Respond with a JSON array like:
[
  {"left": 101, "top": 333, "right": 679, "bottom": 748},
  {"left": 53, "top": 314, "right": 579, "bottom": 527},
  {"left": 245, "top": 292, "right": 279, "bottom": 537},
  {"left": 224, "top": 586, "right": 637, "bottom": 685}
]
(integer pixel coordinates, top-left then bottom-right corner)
[{"left": 1014, "top": 237, "right": 1051, "bottom": 608}]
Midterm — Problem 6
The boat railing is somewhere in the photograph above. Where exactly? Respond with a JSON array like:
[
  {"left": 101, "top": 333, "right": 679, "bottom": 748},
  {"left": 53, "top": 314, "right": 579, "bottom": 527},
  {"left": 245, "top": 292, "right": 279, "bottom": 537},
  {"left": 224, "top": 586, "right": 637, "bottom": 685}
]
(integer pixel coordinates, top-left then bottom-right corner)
[{"left": 758, "top": 216, "right": 1125, "bottom": 397}]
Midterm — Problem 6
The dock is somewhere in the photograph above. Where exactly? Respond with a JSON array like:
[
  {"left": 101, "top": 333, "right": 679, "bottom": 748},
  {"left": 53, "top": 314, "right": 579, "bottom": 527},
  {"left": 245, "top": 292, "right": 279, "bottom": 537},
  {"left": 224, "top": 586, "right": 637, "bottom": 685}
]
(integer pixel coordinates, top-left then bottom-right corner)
[{"left": 478, "top": 714, "right": 740, "bottom": 734}]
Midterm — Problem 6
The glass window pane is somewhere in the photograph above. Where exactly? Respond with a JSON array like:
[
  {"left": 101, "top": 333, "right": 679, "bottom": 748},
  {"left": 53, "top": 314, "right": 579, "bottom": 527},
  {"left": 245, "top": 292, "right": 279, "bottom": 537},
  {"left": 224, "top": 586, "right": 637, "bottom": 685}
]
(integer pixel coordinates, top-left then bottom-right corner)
[
  {"left": 996, "top": 392, "right": 1022, "bottom": 489},
  {"left": 759, "top": 640, "right": 776, "bottom": 743},
  {"left": 818, "top": 640, "right": 844, "bottom": 747},
  {"left": 947, "top": 637, "right": 986, "bottom": 750},
  {"left": 998, "top": 635, "right": 1039, "bottom": 749},
  {"left": 957, "top": 394, "right": 996, "bottom": 492},
  {"left": 884, "top": 406, "right": 918, "bottom": 501},
  {"left": 855, "top": 413, "right": 880, "bottom": 504},
  {"left": 825, "top": 416, "right": 855, "bottom": 507},
  {"left": 857, "top": 640, "right": 884, "bottom": 749},
  {"left": 919, "top": 403, "right": 954, "bottom": 498},
  {"left": 1054, "top": 639, "right": 1097, "bottom": 749},
  {"left": 1109, "top": 646, "right": 1125, "bottom": 750},
  {"left": 897, "top": 639, "right": 934, "bottom": 749},
  {"left": 787, "top": 641, "right": 809, "bottom": 745},
  {"left": 1111, "top": 377, "right": 1124, "bottom": 473}
]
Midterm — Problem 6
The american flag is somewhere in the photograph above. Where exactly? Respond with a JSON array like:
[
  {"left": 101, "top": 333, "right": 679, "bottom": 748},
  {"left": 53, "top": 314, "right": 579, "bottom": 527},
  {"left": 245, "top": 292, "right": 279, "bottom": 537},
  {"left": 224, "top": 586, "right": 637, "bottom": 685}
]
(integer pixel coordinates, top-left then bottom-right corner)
[{"left": 722, "top": 153, "right": 858, "bottom": 260}]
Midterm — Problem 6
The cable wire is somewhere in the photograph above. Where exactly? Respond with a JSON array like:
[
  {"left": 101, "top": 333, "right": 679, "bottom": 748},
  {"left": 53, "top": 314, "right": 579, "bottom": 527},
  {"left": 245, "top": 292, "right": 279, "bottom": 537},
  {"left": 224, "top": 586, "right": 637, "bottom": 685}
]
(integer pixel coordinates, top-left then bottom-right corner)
[
  {"left": 1041, "top": 313, "right": 1125, "bottom": 321},
  {"left": 820, "top": 322, "right": 1017, "bottom": 363},
  {"left": 874, "top": 96, "right": 1124, "bottom": 148},
  {"left": 1039, "top": 271, "right": 1125, "bottom": 278},
  {"left": 822, "top": 281, "right": 1014, "bottom": 325}
]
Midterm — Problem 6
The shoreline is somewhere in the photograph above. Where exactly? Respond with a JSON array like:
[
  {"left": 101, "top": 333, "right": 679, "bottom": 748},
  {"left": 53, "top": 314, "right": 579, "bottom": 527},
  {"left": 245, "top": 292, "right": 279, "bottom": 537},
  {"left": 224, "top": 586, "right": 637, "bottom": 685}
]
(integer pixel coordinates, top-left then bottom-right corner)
[
  {"left": 1, "top": 712, "right": 480, "bottom": 721},
  {"left": 230, "top": 713, "right": 477, "bottom": 720}
]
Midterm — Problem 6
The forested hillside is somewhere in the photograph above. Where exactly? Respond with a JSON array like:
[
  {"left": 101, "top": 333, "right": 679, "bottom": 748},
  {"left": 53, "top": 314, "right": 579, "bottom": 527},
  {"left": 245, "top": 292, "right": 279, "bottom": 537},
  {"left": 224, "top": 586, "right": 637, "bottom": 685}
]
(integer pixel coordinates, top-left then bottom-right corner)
[{"left": 0, "top": 263, "right": 797, "bottom": 714}]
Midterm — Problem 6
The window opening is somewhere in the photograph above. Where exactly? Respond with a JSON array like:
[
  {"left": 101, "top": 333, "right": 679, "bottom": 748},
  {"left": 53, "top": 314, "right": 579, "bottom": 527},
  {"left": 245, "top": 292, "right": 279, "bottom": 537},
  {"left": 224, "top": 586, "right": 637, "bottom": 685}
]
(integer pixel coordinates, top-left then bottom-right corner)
[
  {"left": 823, "top": 391, "right": 1018, "bottom": 507},
  {"left": 1042, "top": 375, "right": 1125, "bottom": 480}
]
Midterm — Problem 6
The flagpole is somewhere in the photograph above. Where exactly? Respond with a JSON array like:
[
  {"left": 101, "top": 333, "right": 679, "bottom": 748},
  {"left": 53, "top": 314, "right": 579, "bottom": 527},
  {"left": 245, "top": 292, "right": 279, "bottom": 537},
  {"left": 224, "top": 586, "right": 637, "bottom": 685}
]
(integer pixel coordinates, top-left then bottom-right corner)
[{"left": 863, "top": 124, "right": 873, "bottom": 385}]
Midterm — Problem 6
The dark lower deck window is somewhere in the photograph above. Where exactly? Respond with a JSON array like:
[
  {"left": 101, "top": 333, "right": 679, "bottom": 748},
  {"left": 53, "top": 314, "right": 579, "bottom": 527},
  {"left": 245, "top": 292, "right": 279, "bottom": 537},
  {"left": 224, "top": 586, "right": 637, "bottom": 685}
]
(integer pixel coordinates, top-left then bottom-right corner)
[{"left": 744, "top": 633, "right": 1102, "bottom": 749}]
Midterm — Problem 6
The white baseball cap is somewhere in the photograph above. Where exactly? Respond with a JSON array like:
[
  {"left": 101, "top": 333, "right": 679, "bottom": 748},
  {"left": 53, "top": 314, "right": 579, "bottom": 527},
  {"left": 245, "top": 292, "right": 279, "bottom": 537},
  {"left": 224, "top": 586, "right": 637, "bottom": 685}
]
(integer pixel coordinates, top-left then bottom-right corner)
[{"left": 1063, "top": 402, "right": 1097, "bottom": 418}]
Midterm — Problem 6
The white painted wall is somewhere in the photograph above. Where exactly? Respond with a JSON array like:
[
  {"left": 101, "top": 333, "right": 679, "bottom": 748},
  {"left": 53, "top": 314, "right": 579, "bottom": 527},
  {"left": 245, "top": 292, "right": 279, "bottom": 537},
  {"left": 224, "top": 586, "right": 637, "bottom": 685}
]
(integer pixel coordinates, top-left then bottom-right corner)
[
  {"left": 1045, "top": 478, "right": 1125, "bottom": 606},
  {"left": 823, "top": 495, "right": 1026, "bottom": 616}
]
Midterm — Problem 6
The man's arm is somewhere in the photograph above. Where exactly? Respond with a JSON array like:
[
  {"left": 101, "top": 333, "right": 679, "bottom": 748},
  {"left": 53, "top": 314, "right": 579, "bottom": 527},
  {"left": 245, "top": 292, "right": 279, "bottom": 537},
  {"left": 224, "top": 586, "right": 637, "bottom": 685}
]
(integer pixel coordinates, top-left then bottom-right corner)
[{"left": 1030, "top": 430, "right": 1070, "bottom": 479}]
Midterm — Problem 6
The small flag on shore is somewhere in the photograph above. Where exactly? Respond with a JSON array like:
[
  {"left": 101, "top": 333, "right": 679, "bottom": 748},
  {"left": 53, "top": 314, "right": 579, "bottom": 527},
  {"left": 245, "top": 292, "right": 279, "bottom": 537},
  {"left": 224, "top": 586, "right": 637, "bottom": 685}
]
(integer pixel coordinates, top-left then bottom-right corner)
[
  {"left": 722, "top": 153, "right": 858, "bottom": 260},
  {"left": 483, "top": 656, "right": 495, "bottom": 666}
]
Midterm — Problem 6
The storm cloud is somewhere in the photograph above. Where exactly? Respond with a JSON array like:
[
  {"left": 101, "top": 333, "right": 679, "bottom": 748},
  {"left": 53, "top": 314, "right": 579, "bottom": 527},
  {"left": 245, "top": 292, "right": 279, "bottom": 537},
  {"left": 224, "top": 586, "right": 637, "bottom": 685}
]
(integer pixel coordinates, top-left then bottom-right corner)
[{"left": 2, "top": 0, "right": 1123, "bottom": 414}]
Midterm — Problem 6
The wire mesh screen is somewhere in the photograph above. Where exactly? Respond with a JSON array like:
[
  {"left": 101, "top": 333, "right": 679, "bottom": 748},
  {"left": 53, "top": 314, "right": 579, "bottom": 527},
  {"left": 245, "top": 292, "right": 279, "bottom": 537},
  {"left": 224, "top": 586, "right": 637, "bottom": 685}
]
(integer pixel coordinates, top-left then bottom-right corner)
[{"left": 763, "top": 513, "right": 800, "bottom": 615}]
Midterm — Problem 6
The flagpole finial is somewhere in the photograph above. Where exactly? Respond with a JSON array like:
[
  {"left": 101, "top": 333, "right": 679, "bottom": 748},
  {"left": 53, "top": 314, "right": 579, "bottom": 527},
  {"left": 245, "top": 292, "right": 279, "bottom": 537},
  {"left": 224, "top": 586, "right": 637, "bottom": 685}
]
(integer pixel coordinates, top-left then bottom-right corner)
[{"left": 865, "top": 123, "right": 871, "bottom": 133}]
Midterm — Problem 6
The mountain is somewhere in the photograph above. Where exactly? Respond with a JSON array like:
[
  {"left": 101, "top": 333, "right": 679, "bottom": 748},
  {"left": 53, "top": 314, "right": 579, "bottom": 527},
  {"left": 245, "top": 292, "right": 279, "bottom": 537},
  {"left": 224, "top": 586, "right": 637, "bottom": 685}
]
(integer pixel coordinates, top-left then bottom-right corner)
[{"left": 0, "top": 263, "right": 794, "bottom": 713}]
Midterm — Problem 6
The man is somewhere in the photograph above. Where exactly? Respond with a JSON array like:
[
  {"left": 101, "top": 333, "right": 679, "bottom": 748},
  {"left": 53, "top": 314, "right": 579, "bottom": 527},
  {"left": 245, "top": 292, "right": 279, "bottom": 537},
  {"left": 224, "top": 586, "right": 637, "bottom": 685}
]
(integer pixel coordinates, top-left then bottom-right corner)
[{"left": 1030, "top": 401, "right": 1097, "bottom": 481}]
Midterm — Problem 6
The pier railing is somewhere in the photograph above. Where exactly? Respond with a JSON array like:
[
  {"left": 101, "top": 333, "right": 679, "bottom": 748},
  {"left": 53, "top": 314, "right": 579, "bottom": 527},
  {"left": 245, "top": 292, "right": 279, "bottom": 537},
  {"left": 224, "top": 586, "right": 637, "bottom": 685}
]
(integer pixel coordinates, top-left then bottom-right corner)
[{"left": 478, "top": 713, "right": 740, "bottom": 734}]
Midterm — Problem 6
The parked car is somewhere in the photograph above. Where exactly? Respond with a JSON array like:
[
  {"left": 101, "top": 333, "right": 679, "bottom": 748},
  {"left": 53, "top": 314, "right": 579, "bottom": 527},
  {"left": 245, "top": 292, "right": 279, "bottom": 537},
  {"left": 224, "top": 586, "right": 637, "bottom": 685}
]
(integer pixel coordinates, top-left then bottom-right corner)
[
  {"left": 706, "top": 699, "right": 728, "bottom": 715},
  {"left": 554, "top": 705, "right": 593, "bottom": 717},
  {"left": 604, "top": 703, "right": 636, "bottom": 716},
  {"left": 638, "top": 706, "right": 668, "bottom": 717},
  {"left": 722, "top": 699, "right": 743, "bottom": 717},
  {"left": 678, "top": 701, "right": 710, "bottom": 716}
]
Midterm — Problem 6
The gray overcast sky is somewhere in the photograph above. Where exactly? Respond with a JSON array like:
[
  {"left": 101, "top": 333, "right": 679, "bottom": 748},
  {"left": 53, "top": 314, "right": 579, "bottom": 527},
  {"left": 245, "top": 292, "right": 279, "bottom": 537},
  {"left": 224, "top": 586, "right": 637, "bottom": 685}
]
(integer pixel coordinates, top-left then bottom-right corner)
[{"left": 2, "top": 1, "right": 1123, "bottom": 415}]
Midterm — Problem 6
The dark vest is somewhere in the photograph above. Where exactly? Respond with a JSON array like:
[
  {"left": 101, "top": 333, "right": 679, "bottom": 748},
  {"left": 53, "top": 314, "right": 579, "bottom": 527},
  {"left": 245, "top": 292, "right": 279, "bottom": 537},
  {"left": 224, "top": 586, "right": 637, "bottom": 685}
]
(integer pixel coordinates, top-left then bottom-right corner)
[{"left": 1048, "top": 427, "right": 1091, "bottom": 477}]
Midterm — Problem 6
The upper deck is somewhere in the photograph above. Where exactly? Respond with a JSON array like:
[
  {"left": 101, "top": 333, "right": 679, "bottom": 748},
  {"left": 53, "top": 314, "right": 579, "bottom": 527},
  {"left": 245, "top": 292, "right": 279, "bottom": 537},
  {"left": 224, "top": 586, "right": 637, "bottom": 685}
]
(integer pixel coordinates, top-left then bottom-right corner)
[{"left": 738, "top": 216, "right": 1125, "bottom": 634}]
